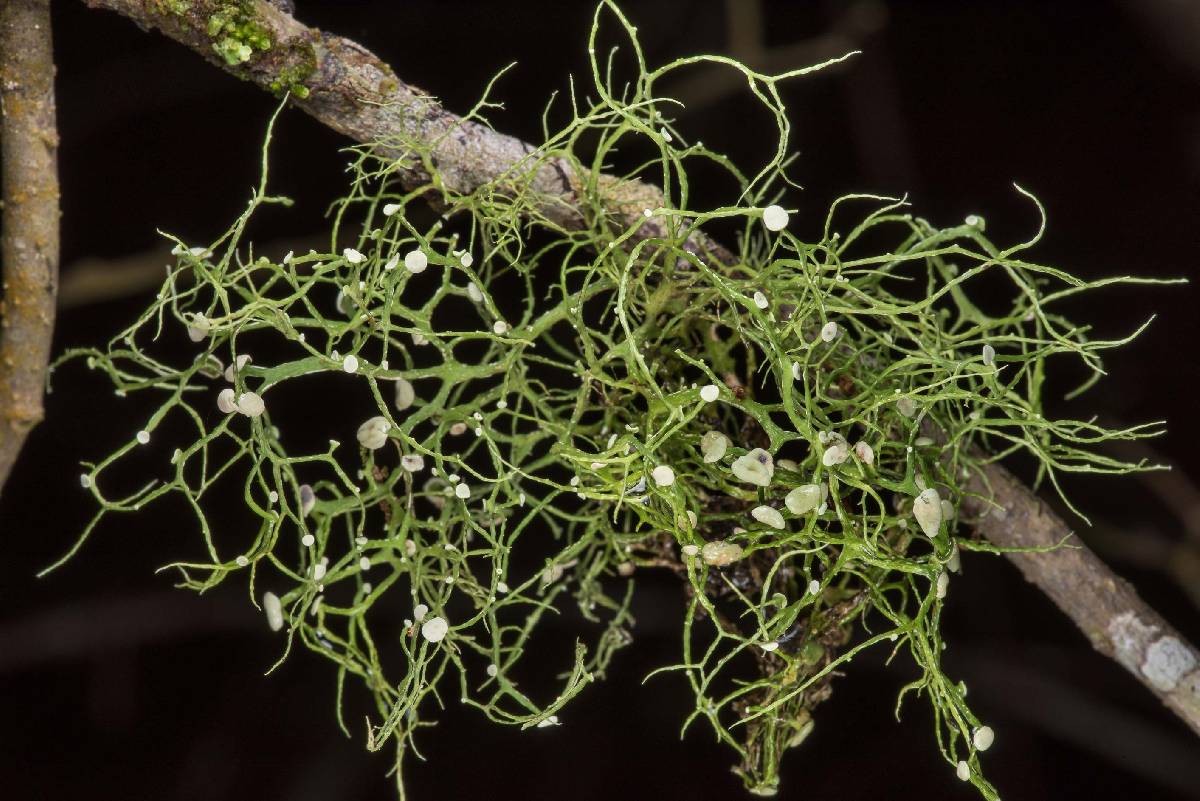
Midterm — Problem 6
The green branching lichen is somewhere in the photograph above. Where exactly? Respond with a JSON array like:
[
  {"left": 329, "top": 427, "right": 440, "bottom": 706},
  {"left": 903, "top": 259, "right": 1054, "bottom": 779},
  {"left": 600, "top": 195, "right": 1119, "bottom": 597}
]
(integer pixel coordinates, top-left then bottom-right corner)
[
  {"left": 51, "top": 2, "right": 1168, "bottom": 797},
  {"left": 206, "top": 1, "right": 271, "bottom": 66}
]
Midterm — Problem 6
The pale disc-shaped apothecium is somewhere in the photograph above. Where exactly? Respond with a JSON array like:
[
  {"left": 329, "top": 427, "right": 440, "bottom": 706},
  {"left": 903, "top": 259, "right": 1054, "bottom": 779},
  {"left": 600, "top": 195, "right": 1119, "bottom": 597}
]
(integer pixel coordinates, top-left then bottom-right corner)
[
  {"left": 262, "top": 592, "right": 284, "bottom": 632},
  {"left": 217, "top": 387, "right": 237, "bottom": 414},
  {"left": 973, "top": 726, "right": 995, "bottom": 751},
  {"left": 762, "top": 204, "right": 789, "bottom": 231},
  {"left": 731, "top": 448, "right": 774, "bottom": 486},
  {"left": 822, "top": 440, "right": 849, "bottom": 467},
  {"left": 701, "top": 540, "right": 744, "bottom": 566},
  {"left": 236, "top": 391, "right": 265, "bottom": 417},
  {"left": 785, "top": 484, "right": 822, "bottom": 515},
  {"left": 421, "top": 616, "right": 449, "bottom": 642},
  {"left": 751, "top": 505, "right": 785, "bottom": 530},
  {"left": 404, "top": 249, "right": 428, "bottom": 273},
  {"left": 699, "top": 431, "right": 729, "bottom": 463},
  {"left": 356, "top": 416, "right": 391, "bottom": 450},
  {"left": 394, "top": 377, "right": 416, "bottom": 411},
  {"left": 652, "top": 465, "right": 676, "bottom": 487},
  {"left": 913, "top": 487, "right": 943, "bottom": 538}
]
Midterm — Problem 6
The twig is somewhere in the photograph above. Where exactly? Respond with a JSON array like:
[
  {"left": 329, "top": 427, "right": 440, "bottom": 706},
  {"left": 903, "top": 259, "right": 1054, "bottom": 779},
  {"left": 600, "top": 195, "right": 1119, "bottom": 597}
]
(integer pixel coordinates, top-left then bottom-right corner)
[
  {"left": 58, "top": 234, "right": 325, "bottom": 308},
  {"left": 77, "top": 0, "right": 1200, "bottom": 736},
  {"left": 965, "top": 464, "right": 1200, "bottom": 735},
  {"left": 80, "top": 0, "right": 733, "bottom": 266},
  {"left": 0, "top": 0, "right": 60, "bottom": 496},
  {"left": 663, "top": 0, "right": 883, "bottom": 115}
]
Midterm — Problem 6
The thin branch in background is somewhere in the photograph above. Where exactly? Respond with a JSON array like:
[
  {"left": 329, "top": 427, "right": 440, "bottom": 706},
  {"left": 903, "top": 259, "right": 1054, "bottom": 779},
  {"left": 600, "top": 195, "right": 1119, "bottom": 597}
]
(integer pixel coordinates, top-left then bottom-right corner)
[
  {"left": 57, "top": 234, "right": 326, "bottom": 308},
  {"left": 659, "top": 0, "right": 888, "bottom": 113},
  {"left": 0, "top": 0, "right": 60, "bottom": 495},
  {"left": 957, "top": 650, "right": 1200, "bottom": 797},
  {"left": 74, "top": 0, "right": 1200, "bottom": 739}
]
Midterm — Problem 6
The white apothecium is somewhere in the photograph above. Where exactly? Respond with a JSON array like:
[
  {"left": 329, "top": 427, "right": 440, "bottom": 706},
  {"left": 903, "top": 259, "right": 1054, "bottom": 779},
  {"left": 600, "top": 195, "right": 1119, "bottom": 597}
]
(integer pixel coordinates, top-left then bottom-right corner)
[
  {"left": 973, "top": 726, "right": 995, "bottom": 751},
  {"left": 701, "top": 540, "right": 744, "bottom": 567},
  {"left": 651, "top": 465, "right": 675, "bottom": 487},
  {"left": 224, "top": 353, "right": 251, "bottom": 382},
  {"left": 699, "top": 431, "right": 729, "bottom": 463},
  {"left": 217, "top": 387, "right": 237, "bottom": 414},
  {"left": 762, "top": 204, "right": 789, "bottom": 232},
  {"left": 731, "top": 448, "right": 774, "bottom": 487},
  {"left": 751, "top": 505, "right": 785, "bottom": 530},
  {"left": 356, "top": 416, "right": 390, "bottom": 450},
  {"left": 236, "top": 391, "right": 265, "bottom": 417},
  {"left": 913, "top": 487, "right": 943, "bottom": 538},
  {"left": 822, "top": 434, "right": 850, "bottom": 467},
  {"left": 394, "top": 377, "right": 416, "bottom": 410},
  {"left": 186, "top": 312, "right": 211, "bottom": 342},
  {"left": 421, "top": 616, "right": 449, "bottom": 643},
  {"left": 785, "top": 484, "right": 822, "bottom": 515},
  {"left": 263, "top": 591, "right": 284, "bottom": 632},
  {"left": 404, "top": 249, "right": 428, "bottom": 273}
]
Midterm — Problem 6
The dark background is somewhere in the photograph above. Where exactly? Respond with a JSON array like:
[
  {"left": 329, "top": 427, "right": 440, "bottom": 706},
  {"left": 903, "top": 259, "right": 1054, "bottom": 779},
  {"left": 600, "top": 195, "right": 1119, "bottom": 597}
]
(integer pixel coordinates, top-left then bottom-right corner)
[{"left": 3, "top": 1, "right": 1199, "bottom": 799}]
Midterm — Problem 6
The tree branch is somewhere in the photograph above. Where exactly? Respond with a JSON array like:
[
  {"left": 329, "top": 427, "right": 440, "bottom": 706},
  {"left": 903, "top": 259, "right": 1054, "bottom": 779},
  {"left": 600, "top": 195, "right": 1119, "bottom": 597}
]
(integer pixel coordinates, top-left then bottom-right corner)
[
  {"left": 79, "top": 0, "right": 732, "bottom": 265},
  {"left": 77, "top": 0, "right": 1200, "bottom": 736},
  {"left": 0, "top": 0, "right": 60, "bottom": 496},
  {"left": 965, "top": 465, "right": 1200, "bottom": 735}
]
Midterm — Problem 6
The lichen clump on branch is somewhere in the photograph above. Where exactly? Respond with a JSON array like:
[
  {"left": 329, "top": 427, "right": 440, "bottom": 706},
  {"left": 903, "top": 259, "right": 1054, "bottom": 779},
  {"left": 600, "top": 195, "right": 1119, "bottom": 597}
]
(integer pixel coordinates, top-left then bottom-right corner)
[{"left": 54, "top": 2, "right": 1161, "bottom": 797}]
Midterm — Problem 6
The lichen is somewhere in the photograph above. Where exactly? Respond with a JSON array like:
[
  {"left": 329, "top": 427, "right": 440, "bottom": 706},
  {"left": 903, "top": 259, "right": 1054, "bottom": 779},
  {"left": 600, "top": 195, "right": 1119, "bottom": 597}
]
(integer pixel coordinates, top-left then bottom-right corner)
[
  {"left": 1142, "top": 637, "right": 1198, "bottom": 691},
  {"left": 206, "top": 1, "right": 272, "bottom": 67},
  {"left": 151, "top": 0, "right": 192, "bottom": 15},
  {"left": 50, "top": 1, "right": 1167, "bottom": 798}
]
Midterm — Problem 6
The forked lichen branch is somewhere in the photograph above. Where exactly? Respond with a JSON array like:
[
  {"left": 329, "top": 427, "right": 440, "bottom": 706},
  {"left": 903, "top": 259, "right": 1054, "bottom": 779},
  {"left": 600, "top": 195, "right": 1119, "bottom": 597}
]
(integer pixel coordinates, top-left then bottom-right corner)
[{"left": 52, "top": 0, "right": 1200, "bottom": 797}]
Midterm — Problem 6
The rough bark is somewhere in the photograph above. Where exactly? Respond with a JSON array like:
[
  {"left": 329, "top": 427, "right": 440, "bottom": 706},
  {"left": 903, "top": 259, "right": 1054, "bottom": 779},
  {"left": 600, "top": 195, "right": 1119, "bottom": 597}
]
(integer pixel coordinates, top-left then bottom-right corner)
[
  {"left": 0, "top": 0, "right": 60, "bottom": 496},
  {"left": 76, "top": 0, "right": 1200, "bottom": 737}
]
